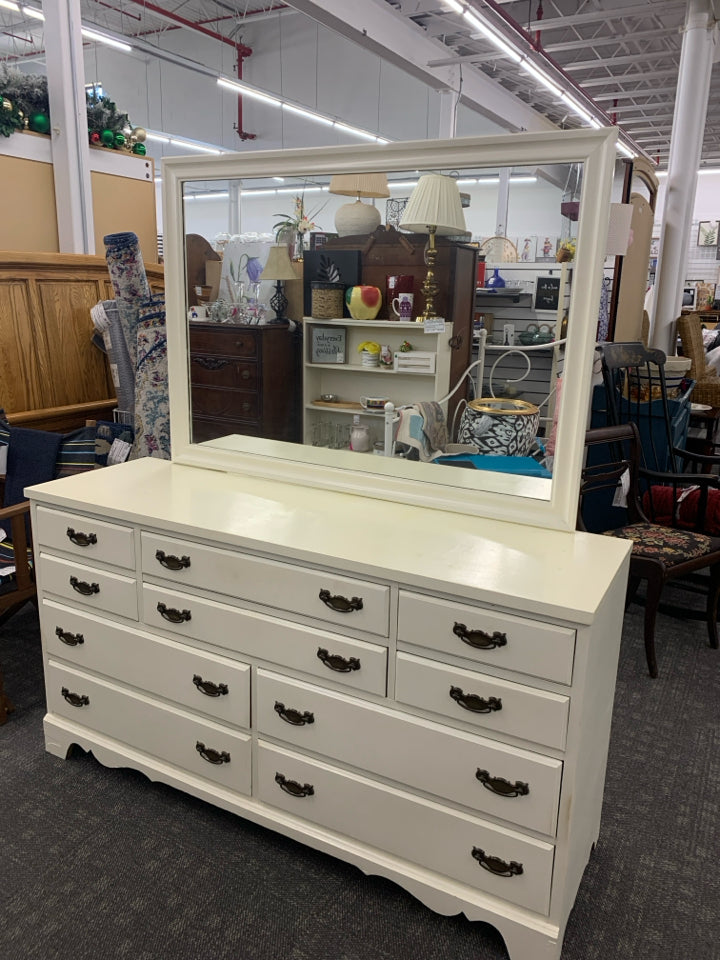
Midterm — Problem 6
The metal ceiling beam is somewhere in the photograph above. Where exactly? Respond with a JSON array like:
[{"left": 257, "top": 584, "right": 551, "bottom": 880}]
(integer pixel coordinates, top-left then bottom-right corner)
[
  {"left": 565, "top": 53, "right": 679, "bottom": 72},
  {"left": 581, "top": 68, "right": 679, "bottom": 86},
  {"left": 593, "top": 86, "right": 682, "bottom": 100},
  {"left": 525, "top": 1, "right": 686, "bottom": 32},
  {"left": 544, "top": 26, "right": 678, "bottom": 53},
  {"left": 281, "top": 0, "right": 557, "bottom": 133}
]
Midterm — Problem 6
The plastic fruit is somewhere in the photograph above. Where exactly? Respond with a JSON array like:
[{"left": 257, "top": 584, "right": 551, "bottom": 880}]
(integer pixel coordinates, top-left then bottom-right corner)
[{"left": 346, "top": 285, "right": 382, "bottom": 320}]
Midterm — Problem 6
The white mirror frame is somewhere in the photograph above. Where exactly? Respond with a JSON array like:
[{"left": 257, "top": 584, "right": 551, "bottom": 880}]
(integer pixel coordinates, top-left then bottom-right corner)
[{"left": 163, "top": 128, "right": 617, "bottom": 532}]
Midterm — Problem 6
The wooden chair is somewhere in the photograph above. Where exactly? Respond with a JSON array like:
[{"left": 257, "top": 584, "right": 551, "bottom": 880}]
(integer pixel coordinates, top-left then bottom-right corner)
[
  {"left": 579, "top": 423, "right": 720, "bottom": 678},
  {"left": 677, "top": 314, "right": 720, "bottom": 408},
  {"left": 0, "top": 419, "right": 131, "bottom": 723}
]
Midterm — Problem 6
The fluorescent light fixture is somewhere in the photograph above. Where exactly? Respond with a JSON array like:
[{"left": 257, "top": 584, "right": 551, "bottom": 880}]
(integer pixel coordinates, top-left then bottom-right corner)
[
  {"left": 217, "top": 77, "right": 281, "bottom": 107},
  {"left": 520, "top": 60, "right": 563, "bottom": 99},
  {"left": 145, "top": 132, "right": 171, "bottom": 143},
  {"left": 272, "top": 177, "right": 285, "bottom": 182},
  {"left": 477, "top": 177, "right": 500, "bottom": 184},
  {"left": 442, "top": 0, "right": 464, "bottom": 13},
  {"left": 462, "top": 10, "right": 522, "bottom": 64},
  {"left": 241, "top": 189, "right": 278, "bottom": 196},
  {"left": 282, "top": 102, "right": 334, "bottom": 125},
  {"left": 0, "top": 1, "right": 20, "bottom": 12},
  {"left": 191, "top": 192, "right": 230, "bottom": 200},
  {"left": 511, "top": 176, "right": 538, "bottom": 183},
  {"left": 81, "top": 28, "right": 132, "bottom": 52},
  {"left": 22, "top": 4, "right": 43, "bottom": 18},
  {"left": 170, "top": 137, "right": 222, "bottom": 155},
  {"left": 333, "top": 122, "right": 378, "bottom": 141},
  {"left": 388, "top": 180, "right": 419, "bottom": 189},
  {"left": 616, "top": 141, "right": 636, "bottom": 159},
  {"left": 560, "top": 92, "right": 597, "bottom": 127}
]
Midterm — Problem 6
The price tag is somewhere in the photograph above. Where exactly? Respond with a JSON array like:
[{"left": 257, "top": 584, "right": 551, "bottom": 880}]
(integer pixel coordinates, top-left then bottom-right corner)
[
  {"left": 107, "top": 439, "right": 132, "bottom": 465},
  {"left": 423, "top": 317, "right": 446, "bottom": 333},
  {"left": 612, "top": 468, "right": 630, "bottom": 508}
]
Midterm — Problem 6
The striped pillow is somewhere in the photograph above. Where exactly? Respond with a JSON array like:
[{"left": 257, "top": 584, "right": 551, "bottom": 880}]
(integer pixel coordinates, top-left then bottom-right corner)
[{"left": 55, "top": 426, "right": 98, "bottom": 478}]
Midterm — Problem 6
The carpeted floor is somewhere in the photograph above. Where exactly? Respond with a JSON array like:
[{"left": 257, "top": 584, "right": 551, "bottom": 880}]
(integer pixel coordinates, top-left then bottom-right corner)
[{"left": 1, "top": 595, "right": 719, "bottom": 960}]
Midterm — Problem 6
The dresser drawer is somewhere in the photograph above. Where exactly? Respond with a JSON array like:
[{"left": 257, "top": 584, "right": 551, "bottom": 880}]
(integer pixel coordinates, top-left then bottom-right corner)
[
  {"left": 38, "top": 554, "right": 138, "bottom": 620},
  {"left": 141, "top": 533, "right": 390, "bottom": 637},
  {"left": 190, "top": 356, "right": 258, "bottom": 391},
  {"left": 398, "top": 591, "right": 576, "bottom": 685},
  {"left": 256, "top": 670, "right": 562, "bottom": 835},
  {"left": 46, "top": 660, "right": 252, "bottom": 795},
  {"left": 395, "top": 652, "right": 570, "bottom": 751},
  {"left": 142, "top": 584, "right": 387, "bottom": 696},
  {"left": 35, "top": 506, "right": 135, "bottom": 570},
  {"left": 190, "top": 385, "right": 259, "bottom": 422},
  {"left": 258, "top": 740, "right": 554, "bottom": 915},
  {"left": 41, "top": 599, "right": 251, "bottom": 728},
  {"left": 189, "top": 327, "right": 258, "bottom": 358}
]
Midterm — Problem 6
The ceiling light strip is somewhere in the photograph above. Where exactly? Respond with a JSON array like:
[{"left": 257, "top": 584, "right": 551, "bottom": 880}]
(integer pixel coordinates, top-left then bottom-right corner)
[
  {"left": 81, "top": 28, "right": 132, "bottom": 53},
  {"left": 216, "top": 77, "right": 390, "bottom": 143}
]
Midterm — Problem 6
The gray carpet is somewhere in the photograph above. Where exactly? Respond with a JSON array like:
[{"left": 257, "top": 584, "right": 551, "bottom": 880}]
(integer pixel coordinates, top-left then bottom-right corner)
[{"left": 1, "top": 595, "right": 719, "bottom": 960}]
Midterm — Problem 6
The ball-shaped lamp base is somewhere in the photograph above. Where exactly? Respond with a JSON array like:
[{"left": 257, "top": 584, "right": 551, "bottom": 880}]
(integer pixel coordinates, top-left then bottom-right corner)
[{"left": 334, "top": 200, "right": 381, "bottom": 237}]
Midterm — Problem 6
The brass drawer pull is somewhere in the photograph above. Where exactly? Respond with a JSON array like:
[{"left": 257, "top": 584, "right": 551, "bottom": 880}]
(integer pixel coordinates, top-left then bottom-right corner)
[
  {"left": 240, "top": 369, "right": 251, "bottom": 381},
  {"left": 157, "top": 602, "right": 192, "bottom": 623},
  {"left": 61, "top": 686, "right": 89, "bottom": 708},
  {"left": 196, "top": 741, "right": 230, "bottom": 765},
  {"left": 318, "top": 589, "right": 363, "bottom": 613},
  {"left": 55, "top": 626, "right": 84, "bottom": 647},
  {"left": 155, "top": 549, "right": 191, "bottom": 571},
  {"left": 449, "top": 686, "right": 502, "bottom": 714},
  {"left": 69, "top": 576, "right": 99, "bottom": 596},
  {"left": 471, "top": 847, "right": 523, "bottom": 877},
  {"left": 66, "top": 527, "right": 97, "bottom": 547},
  {"left": 275, "top": 772, "right": 314, "bottom": 798},
  {"left": 274, "top": 701, "right": 315, "bottom": 726},
  {"left": 476, "top": 769, "right": 529, "bottom": 798},
  {"left": 317, "top": 647, "right": 361, "bottom": 673},
  {"left": 193, "top": 674, "right": 229, "bottom": 697},
  {"left": 453, "top": 622, "right": 507, "bottom": 650}
]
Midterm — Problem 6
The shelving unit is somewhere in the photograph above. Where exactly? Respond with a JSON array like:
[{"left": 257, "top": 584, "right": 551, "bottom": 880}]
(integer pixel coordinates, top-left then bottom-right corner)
[{"left": 302, "top": 317, "right": 453, "bottom": 447}]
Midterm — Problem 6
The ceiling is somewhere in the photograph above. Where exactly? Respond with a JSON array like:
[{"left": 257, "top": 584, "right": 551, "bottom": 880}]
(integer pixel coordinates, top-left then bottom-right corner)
[{"left": 0, "top": 0, "right": 718, "bottom": 168}]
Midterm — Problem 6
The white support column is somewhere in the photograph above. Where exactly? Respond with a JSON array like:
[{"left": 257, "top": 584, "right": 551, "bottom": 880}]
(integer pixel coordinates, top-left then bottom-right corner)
[
  {"left": 496, "top": 168, "right": 510, "bottom": 237},
  {"left": 229, "top": 182, "right": 241, "bottom": 236},
  {"left": 651, "top": 0, "right": 717, "bottom": 353},
  {"left": 44, "top": 0, "right": 95, "bottom": 254},
  {"left": 438, "top": 75, "right": 458, "bottom": 138}
]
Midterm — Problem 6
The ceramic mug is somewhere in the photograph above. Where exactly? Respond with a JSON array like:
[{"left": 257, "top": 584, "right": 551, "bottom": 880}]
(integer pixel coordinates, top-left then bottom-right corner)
[
  {"left": 360, "top": 396, "right": 389, "bottom": 410},
  {"left": 386, "top": 275, "right": 414, "bottom": 318},
  {"left": 392, "top": 292, "right": 414, "bottom": 320}
]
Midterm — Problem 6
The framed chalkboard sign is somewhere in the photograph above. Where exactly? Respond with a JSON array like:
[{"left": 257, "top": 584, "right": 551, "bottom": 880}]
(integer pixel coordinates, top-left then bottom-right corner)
[
  {"left": 534, "top": 275, "right": 561, "bottom": 312},
  {"left": 311, "top": 325, "right": 347, "bottom": 363}
]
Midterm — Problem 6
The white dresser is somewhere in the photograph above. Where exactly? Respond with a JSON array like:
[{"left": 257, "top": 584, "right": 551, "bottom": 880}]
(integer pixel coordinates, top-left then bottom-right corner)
[{"left": 28, "top": 456, "right": 630, "bottom": 960}]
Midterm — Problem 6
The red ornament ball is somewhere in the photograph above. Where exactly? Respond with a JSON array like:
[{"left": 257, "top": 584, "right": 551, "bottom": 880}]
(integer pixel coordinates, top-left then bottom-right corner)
[{"left": 90, "top": 132, "right": 101, "bottom": 144}]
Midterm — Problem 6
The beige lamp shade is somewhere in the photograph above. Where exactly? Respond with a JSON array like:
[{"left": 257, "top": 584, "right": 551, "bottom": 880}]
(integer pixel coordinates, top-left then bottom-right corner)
[
  {"left": 328, "top": 174, "right": 390, "bottom": 199},
  {"left": 399, "top": 174, "right": 467, "bottom": 236},
  {"left": 262, "top": 244, "right": 297, "bottom": 281},
  {"left": 329, "top": 173, "right": 390, "bottom": 237}
]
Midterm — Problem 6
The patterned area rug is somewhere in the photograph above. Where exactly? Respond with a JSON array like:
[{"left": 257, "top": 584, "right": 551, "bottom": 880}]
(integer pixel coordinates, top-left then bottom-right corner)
[{"left": 1, "top": 596, "right": 719, "bottom": 960}]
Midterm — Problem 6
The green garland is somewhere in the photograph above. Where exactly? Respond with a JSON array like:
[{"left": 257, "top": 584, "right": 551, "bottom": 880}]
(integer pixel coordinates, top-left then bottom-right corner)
[{"left": 0, "top": 66, "right": 142, "bottom": 151}]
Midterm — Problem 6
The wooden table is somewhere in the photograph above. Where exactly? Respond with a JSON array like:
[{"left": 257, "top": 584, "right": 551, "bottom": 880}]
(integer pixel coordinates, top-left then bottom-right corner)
[{"left": 686, "top": 404, "right": 720, "bottom": 470}]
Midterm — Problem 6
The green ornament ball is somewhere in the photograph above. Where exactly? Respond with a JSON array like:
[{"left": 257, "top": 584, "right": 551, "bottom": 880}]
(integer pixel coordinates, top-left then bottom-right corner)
[
  {"left": 30, "top": 112, "right": 50, "bottom": 134},
  {"left": 132, "top": 126, "right": 147, "bottom": 143},
  {"left": 114, "top": 132, "right": 126, "bottom": 148},
  {"left": 100, "top": 128, "right": 115, "bottom": 145},
  {"left": 132, "top": 142, "right": 146, "bottom": 156}
]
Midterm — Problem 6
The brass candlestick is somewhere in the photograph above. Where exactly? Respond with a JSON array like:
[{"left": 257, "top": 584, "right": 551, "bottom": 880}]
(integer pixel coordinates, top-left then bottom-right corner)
[{"left": 417, "top": 225, "right": 439, "bottom": 321}]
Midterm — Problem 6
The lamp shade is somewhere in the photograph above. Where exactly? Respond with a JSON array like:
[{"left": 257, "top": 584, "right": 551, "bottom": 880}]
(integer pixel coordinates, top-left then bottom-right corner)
[
  {"left": 262, "top": 244, "right": 297, "bottom": 281},
  {"left": 328, "top": 173, "right": 390, "bottom": 199},
  {"left": 399, "top": 174, "right": 467, "bottom": 236}
]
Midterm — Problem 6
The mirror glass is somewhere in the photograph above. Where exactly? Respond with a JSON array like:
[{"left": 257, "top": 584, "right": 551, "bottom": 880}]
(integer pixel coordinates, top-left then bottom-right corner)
[{"left": 163, "top": 132, "right": 616, "bottom": 530}]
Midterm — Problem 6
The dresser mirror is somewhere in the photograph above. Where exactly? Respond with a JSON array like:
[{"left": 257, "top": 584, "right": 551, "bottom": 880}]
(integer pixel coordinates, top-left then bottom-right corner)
[{"left": 163, "top": 129, "right": 617, "bottom": 530}]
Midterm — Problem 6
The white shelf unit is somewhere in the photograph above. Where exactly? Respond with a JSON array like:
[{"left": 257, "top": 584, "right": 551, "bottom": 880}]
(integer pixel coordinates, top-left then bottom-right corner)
[{"left": 302, "top": 318, "right": 453, "bottom": 447}]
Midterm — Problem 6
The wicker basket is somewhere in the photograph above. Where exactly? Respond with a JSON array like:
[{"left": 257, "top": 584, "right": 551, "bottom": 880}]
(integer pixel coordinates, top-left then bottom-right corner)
[{"left": 311, "top": 281, "right": 345, "bottom": 319}]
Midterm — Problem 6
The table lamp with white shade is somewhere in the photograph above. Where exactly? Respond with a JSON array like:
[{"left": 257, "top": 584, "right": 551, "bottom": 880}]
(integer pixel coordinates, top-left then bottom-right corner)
[
  {"left": 262, "top": 244, "right": 297, "bottom": 323},
  {"left": 328, "top": 173, "right": 390, "bottom": 237},
  {"left": 399, "top": 174, "right": 467, "bottom": 321}
]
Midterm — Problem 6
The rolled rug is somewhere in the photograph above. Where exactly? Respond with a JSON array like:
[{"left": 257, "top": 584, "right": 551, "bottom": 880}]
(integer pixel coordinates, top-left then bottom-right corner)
[
  {"left": 91, "top": 299, "right": 135, "bottom": 419},
  {"left": 131, "top": 297, "right": 170, "bottom": 461},
  {"left": 103, "top": 232, "right": 151, "bottom": 370}
]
